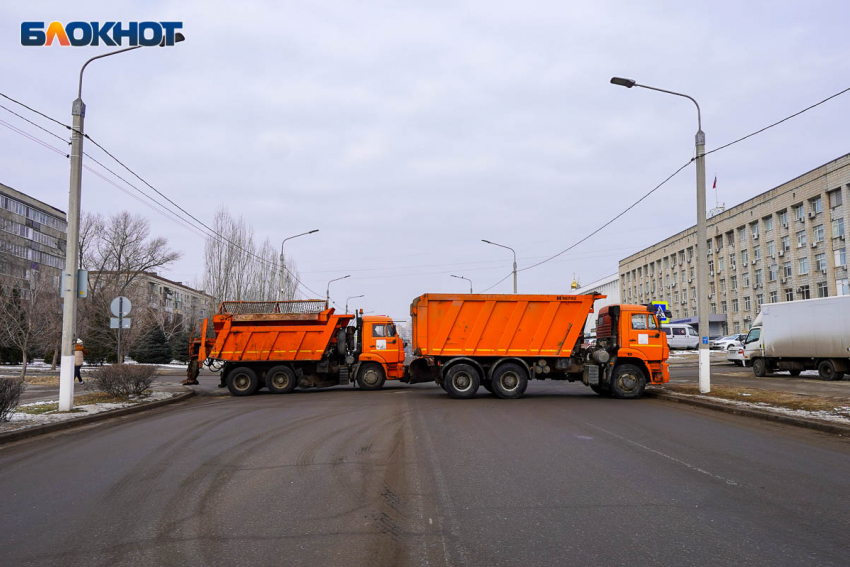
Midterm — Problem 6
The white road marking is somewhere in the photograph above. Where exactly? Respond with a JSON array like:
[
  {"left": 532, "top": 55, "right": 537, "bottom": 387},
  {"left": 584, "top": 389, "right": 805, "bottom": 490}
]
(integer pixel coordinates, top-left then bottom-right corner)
[{"left": 582, "top": 421, "right": 739, "bottom": 486}]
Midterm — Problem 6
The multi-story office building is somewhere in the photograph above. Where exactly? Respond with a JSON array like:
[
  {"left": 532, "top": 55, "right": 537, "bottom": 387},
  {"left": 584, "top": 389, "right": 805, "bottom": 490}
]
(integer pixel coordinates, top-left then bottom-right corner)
[
  {"left": 0, "top": 182, "right": 67, "bottom": 292},
  {"left": 619, "top": 153, "right": 849, "bottom": 336}
]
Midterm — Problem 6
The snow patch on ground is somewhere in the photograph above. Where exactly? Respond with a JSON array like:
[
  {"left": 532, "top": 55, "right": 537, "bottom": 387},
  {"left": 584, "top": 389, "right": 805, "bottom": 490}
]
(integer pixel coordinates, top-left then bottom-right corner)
[
  {"left": 1, "top": 391, "right": 176, "bottom": 433},
  {"left": 685, "top": 393, "right": 850, "bottom": 425}
]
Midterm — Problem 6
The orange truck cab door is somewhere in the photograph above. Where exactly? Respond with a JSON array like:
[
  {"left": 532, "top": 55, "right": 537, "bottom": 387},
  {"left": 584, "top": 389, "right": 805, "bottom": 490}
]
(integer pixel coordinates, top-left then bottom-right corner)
[
  {"left": 622, "top": 309, "right": 668, "bottom": 383},
  {"left": 363, "top": 318, "right": 405, "bottom": 378}
]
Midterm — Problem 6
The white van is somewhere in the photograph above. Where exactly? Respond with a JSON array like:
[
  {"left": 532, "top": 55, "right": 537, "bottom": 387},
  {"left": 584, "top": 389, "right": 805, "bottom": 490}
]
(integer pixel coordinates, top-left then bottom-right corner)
[{"left": 662, "top": 324, "right": 699, "bottom": 350}]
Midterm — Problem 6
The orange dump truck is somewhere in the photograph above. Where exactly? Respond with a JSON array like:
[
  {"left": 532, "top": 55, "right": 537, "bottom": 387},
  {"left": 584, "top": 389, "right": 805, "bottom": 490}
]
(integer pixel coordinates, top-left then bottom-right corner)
[
  {"left": 406, "top": 293, "right": 669, "bottom": 399},
  {"left": 187, "top": 300, "right": 405, "bottom": 396}
]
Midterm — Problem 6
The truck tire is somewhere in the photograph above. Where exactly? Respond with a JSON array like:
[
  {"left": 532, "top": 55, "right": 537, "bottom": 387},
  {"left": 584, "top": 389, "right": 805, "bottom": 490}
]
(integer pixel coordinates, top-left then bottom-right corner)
[
  {"left": 266, "top": 365, "right": 297, "bottom": 394},
  {"left": 818, "top": 359, "right": 844, "bottom": 381},
  {"left": 227, "top": 366, "right": 259, "bottom": 396},
  {"left": 444, "top": 363, "right": 480, "bottom": 399},
  {"left": 357, "top": 363, "right": 386, "bottom": 390},
  {"left": 752, "top": 358, "right": 767, "bottom": 377},
  {"left": 609, "top": 364, "right": 646, "bottom": 399},
  {"left": 491, "top": 363, "right": 528, "bottom": 399},
  {"left": 590, "top": 384, "right": 611, "bottom": 397}
]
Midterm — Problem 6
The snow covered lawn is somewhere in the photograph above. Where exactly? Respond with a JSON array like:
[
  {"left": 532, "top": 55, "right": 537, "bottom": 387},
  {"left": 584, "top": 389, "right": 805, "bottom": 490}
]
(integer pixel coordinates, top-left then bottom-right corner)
[{"left": 0, "top": 391, "right": 177, "bottom": 434}]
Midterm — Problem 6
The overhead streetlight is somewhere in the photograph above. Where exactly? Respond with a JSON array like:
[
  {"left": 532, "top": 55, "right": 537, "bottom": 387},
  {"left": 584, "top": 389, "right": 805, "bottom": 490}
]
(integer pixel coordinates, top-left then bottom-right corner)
[
  {"left": 345, "top": 294, "right": 364, "bottom": 314},
  {"left": 59, "top": 34, "right": 185, "bottom": 412},
  {"left": 610, "top": 76, "right": 709, "bottom": 393},
  {"left": 326, "top": 275, "right": 350, "bottom": 308},
  {"left": 451, "top": 274, "right": 473, "bottom": 293},
  {"left": 279, "top": 229, "right": 319, "bottom": 301},
  {"left": 482, "top": 239, "right": 517, "bottom": 293}
]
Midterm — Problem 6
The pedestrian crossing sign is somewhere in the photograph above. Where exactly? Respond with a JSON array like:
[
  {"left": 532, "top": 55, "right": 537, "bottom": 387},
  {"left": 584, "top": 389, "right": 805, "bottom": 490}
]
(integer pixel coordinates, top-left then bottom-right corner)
[{"left": 651, "top": 301, "right": 670, "bottom": 324}]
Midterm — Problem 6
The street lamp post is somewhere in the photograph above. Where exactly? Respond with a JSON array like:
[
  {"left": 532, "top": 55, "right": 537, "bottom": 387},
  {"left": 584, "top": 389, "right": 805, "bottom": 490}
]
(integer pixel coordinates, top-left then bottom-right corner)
[
  {"left": 279, "top": 229, "right": 319, "bottom": 301},
  {"left": 326, "top": 275, "right": 350, "bottom": 308},
  {"left": 450, "top": 274, "right": 473, "bottom": 293},
  {"left": 482, "top": 239, "right": 517, "bottom": 293},
  {"left": 345, "top": 295, "right": 364, "bottom": 314},
  {"left": 58, "top": 35, "right": 185, "bottom": 412},
  {"left": 610, "top": 76, "right": 710, "bottom": 393}
]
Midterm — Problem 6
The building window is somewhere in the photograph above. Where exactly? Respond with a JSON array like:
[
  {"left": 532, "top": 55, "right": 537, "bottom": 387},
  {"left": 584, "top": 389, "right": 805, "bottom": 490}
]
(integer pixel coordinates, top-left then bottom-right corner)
[
  {"left": 783, "top": 261, "right": 792, "bottom": 278},
  {"left": 744, "top": 296, "right": 752, "bottom": 311},
  {"left": 769, "top": 291, "right": 778, "bottom": 303},
  {"left": 785, "top": 288, "right": 794, "bottom": 301},
  {"left": 835, "top": 248, "right": 847, "bottom": 267},
  {"left": 674, "top": 291, "right": 679, "bottom": 303},
  {"left": 754, "top": 246, "right": 761, "bottom": 260},
  {"left": 743, "top": 272, "right": 750, "bottom": 287},
  {"left": 754, "top": 269, "right": 763, "bottom": 285},
  {"left": 738, "top": 226, "right": 746, "bottom": 243},
  {"left": 833, "top": 218, "right": 845, "bottom": 239},
  {"left": 679, "top": 250, "right": 685, "bottom": 264},
  {"left": 756, "top": 294, "right": 763, "bottom": 311},
  {"left": 781, "top": 235, "right": 790, "bottom": 251},
  {"left": 798, "top": 257, "right": 809, "bottom": 275},
  {"left": 779, "top": 210, "right": 789, "bottom": 228},
  {"left": 733, "top": 322, "right": 741, "bottom": 334},
  {"left": 811, "top": 197, "right": 822, "bottom": 214},
  {"left": 764, "top": 216, "right": 773, "bottom": 233},
  {"left": 721, "top": 301, "right": 727, "bottom": 313},
  {"left": 816, "top": 253, "right": 827, "bottom": 273},
  {"left": 795, "top": 204, "right": 805, "bottom": 222},
  {"left": 711, "top": 303, "right": 717, "bottom": 314},
  {"left": 718, "top": 257, "right": 725, "bottom": 271},
  {"left": 817, "top": 281, "right": 829, "bottom": 298},
  {"left": 814, "top": 224, "right": 824, "bottom": 243},
  {"left": 731, "top": 298, "right": 739, "bottom": 312},
  {"left": 741, "top": 249, "right": 749, "bottom": 264},
  {"left": 767, "top": 240, "right": 775, "bottom": 257},
  {"left": 751, "top": 222, "right": 760, "bottom": 238},
  {"left": 799, "top": 285, "right": 811, "bottom": 299},
  {"left": 726, "top": 232, "right": 735, "bottom": 246},
  {"left": 720, "top": 278, "right": 726, "bottom": 292},
  {"left": 829, "top": 188, "right": 844, "bottom": 208},
  {"left": 768, "top": 265, "right": 778, "bottom": 281},
  {"left": 837, "top": 278, "right": 849, "bottom": 296},
  {"left": 796, "top": 230, "right": 807, "bottom": 248}
]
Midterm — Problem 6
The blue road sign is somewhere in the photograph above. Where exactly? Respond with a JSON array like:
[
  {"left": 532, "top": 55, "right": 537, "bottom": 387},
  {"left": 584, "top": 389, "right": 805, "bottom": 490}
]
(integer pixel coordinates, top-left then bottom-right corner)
[{"left": 702, "top": 337, "right": 708, "bottom": 344}]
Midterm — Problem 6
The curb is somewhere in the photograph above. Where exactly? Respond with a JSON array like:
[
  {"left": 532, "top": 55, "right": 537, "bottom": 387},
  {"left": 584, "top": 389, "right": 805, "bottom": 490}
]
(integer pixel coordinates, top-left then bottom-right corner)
[
  {"left": 0, "top": 389, "right": 195, "bottom": 446},
  {"left": 645, "top": 389, "right": 850, "bottom": 436}
]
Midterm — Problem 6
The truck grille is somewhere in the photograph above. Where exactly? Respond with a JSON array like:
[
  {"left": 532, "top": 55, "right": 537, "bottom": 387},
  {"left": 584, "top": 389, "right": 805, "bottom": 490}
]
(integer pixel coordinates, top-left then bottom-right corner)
[{"left": 218, "top": 300, "right": 326, "bottom": 315}]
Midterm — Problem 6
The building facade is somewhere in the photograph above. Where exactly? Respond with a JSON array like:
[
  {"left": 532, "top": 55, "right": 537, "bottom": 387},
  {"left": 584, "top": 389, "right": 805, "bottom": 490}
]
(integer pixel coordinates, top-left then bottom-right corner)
[
  {"left": 0, "top": 182, "right": 67, "bottom": 292},
  {"left": 574, "top": 273, "right": 620, "bottom": 334},
  {"left": 619, "top": 154, "right": 850, "bottom": 336}
]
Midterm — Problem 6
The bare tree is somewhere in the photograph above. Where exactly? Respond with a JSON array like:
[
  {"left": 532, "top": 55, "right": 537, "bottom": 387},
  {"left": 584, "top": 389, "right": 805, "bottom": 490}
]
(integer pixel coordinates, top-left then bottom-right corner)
[
  {"left": 202, "top": 208, "right": 300, "bottom": 304},
  {"left": 0, "top": 272, "right": 59, "bottom": 379}
]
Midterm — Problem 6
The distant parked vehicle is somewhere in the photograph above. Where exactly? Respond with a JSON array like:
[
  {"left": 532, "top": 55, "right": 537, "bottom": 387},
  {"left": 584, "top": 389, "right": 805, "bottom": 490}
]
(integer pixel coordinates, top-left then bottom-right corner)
[
  {"left": 742, "top": 296, "right": 850, "bottom": 380},
  {"left": 727, "top": 344, "right": 745, "bottom": 366},
  {"left": 662, "top": 324, "right": 699, "bottom": 350},
  {"left": 710, "top": 334, "right": 747, "bottom": 350}
]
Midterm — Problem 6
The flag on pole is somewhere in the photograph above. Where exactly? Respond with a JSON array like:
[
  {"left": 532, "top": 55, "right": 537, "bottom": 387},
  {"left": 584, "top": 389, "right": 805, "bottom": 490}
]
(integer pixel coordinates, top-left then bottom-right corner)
[{"left": 712, "top": 176, "right": 717, "bottom": 189}]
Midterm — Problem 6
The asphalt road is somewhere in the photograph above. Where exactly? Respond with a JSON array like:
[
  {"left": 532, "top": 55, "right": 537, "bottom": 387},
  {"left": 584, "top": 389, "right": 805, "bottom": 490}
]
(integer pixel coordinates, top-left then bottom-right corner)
[{"left": 2, "top": 378, "right": 849, "bottom": 566}]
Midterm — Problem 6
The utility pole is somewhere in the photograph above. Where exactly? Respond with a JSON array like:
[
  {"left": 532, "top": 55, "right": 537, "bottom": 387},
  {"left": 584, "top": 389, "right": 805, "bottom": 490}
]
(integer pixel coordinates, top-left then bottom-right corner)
[
  {"left": 610, "top": 76, "right": 710, "bottom": 393},
  {"left": 58, "top": 37, "right": 185, "bottom": 411},
  {"left": 278, "top": 229, "right": 319, "bottom": 301},
  {"left": 482, "top": 239, "right": 517, "bottom": 293}
]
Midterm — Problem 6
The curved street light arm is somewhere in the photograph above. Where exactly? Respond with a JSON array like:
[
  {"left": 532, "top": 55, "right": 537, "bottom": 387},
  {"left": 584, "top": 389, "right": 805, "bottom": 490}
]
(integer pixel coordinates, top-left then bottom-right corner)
[{"left": 634, "top": 83, "right": 701, "bottom": 132}]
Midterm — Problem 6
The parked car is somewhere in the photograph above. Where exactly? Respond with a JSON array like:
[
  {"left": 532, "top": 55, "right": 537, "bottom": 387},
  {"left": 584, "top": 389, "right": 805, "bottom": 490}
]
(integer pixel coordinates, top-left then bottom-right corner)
[
  {"left": 662, "top": 324, "right": 699, "bottom": 350},
  {"left": 710, "top": 334, "right": 747, "bottom": 350},
  {"left": 727, "top": 344, "right": 745, "bottom": 366}
]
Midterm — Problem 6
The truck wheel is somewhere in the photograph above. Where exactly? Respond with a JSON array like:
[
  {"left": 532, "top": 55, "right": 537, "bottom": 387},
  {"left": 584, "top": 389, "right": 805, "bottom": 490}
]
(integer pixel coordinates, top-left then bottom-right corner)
[
  {"left": 788, "top": 369, "right": 802, "bottom": 377},
  {"left": 609, "top": 364, "right": 646, "bottom": 399},
  {"left": 444, "top": 363, "right": 480, "bottom": 399},
  {"left": 818, "top": 360, "right": 844, "bottom": 381},
  {"left": 491, "top": 363, "right": 528, "bottom": 399},
  {"left": 752, "top": 358, "right": 767, "bottom": 377},
  {"left": 227, "top": 366, "right": 259, "bottom": 396},
  {"left": 266, "top": 365, "right": 297, "bottom": 394},
  {"left": 590, "top": 384, "right": 611, "bottom": 397},
  {"left": 357, "top": 363, "right": 386, "bottom": 390}
]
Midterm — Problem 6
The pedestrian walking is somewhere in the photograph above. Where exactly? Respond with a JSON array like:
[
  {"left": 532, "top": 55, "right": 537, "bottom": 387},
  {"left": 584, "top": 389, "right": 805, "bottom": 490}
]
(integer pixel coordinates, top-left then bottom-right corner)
[{"left": 74, "top": 339, "right": 88, "bottom": 383}]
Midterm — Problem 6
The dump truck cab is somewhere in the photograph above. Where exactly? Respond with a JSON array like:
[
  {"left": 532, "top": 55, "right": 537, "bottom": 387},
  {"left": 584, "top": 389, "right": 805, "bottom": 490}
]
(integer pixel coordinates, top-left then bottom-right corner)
[
  {"left": 594, "top": 303, "right": 669, "bottom": 389},
  {"left": 357, "top": 316, "right": 405, "bottom": 378}
]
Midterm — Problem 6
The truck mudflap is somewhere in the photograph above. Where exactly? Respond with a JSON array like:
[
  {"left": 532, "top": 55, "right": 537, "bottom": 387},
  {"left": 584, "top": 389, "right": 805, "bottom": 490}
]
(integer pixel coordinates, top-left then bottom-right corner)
[{"left": 402, "top": 356, "right": 438, "bottom": 384}]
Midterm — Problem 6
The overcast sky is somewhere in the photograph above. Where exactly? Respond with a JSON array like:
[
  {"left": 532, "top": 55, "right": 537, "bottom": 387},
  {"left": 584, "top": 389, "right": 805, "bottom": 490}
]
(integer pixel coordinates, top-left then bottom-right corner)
[{"left": 2, "top": 1, "right": 848, "bottom": 320}]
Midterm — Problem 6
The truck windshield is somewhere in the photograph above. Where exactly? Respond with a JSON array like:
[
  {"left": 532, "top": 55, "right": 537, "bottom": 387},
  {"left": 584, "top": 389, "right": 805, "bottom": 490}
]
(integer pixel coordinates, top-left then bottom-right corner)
[{"left": 745, "top": 328, "right": 761, "bottom": 344}]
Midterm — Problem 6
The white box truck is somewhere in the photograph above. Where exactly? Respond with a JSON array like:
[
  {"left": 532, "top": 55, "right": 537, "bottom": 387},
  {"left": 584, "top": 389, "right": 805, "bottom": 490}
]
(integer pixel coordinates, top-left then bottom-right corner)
[{"left": 742, "top": 296, "right": 850, "bottom": 380}]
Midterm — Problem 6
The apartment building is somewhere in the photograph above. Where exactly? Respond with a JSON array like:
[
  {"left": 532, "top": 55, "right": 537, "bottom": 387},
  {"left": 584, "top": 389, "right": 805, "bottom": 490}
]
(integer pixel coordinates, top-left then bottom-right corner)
[
  {"left": 0, "top": 182, "right": 67, "bottom": 292},
  {"left": 619, "top": 153, "right": 850, "bottom": 336}
]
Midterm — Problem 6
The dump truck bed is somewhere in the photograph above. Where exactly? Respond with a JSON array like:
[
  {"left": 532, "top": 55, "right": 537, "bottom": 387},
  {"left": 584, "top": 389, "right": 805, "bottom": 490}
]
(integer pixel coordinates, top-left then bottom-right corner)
[
  {"left": 205, "top": 300, "right": 354, "bottom": 363},
  {"left": 410, "top": 293, "right": 598, "bottom": 358}
]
